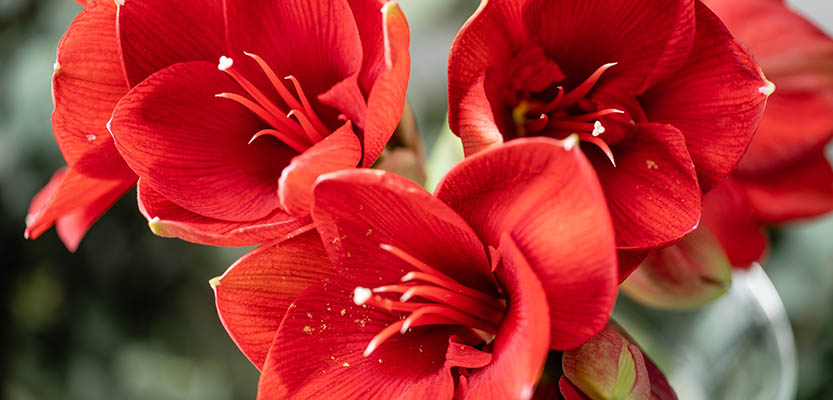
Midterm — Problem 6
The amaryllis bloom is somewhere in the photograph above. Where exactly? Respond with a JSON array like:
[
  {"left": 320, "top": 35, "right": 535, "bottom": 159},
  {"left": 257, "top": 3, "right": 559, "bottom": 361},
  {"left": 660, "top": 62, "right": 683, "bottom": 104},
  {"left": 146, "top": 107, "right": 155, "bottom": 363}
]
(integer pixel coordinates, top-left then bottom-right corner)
[
  {"left": 212, "top": 139, "right": 618, "bottom": 399},
  {"left": 560, "top": 322, "right": 676, "bottom": 400},
  {"left": 702, "top": 0, "right": 833, "bottom": 266},
  {"left": 624, "top": 0, "right": 833, "bottom": 309},
  {"left": 448, "top": 0, "right": 771, "bottom": 278},
  {"left": 28, "top": 0, "right": 410, "bottom": 249}
]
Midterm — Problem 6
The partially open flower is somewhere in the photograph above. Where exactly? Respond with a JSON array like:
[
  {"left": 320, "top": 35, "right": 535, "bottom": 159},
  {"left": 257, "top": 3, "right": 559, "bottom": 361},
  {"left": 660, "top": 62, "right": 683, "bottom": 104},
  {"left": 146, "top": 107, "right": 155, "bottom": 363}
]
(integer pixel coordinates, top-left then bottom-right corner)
[
  {"left": 448, "top": 0, "right": 771, "bottom": 279},
  {"left": 560, "top": 322, "right": 677, "bottom": 400},
  {"left": 213, "top": 139, "right": 618, "bottom": 399}
]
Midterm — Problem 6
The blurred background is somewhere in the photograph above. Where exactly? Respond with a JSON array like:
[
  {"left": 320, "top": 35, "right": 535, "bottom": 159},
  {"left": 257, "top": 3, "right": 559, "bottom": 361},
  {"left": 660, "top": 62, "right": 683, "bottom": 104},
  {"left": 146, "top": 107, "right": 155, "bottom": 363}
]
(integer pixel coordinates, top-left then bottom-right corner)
[{"left": 1, "top": 0, "right": 832, "bottom": 399}]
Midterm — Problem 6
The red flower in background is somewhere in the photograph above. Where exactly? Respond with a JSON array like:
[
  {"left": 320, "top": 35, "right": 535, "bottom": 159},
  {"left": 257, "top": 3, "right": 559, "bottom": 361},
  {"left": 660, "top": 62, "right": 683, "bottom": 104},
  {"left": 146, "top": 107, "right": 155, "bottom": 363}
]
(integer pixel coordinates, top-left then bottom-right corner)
[
  {"left": 624, "top": 0, "right": 833, "bottom": 309},
  {"left": 27, "top": 0, "right": 410, "bottom": 249},
  {"left": 703, "top": 0, "right": 833, "bottom": 267},
  {"left": 448, "top": 0, "right": 771, "bottom": 279},
  {"left": 212, "top": 139, "right": 618, "bottom": 399}
]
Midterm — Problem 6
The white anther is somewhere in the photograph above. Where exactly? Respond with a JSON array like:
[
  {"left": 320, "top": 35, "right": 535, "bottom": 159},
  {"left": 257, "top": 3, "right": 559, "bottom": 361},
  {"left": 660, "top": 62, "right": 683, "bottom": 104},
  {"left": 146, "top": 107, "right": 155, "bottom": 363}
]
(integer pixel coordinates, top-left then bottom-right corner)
[
  {"left": 759, "top": 80, "right": 776, "bottom": 96},
  {"left": 592, "top": 120, "right": 605, "bottom": 137},
  {"left": 218, "top": 56, "right": 233, "bottom": 71},
  {"left": 353, "top": 287, "right": 372, "bottom": 306}
]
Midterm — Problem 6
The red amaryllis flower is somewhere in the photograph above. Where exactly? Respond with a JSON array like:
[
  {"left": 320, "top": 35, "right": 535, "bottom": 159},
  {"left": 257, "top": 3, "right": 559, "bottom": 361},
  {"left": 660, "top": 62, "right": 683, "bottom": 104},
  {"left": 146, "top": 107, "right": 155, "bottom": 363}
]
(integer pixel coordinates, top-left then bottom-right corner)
[
  {"left": 448, "top": 0, "right": 771, "bottom": 279},
  {"left": 24, "top": 0, "right": 136, "bottom": 251},
  {"left": 212, "top": 139, "right": 618, "bottom": 399},
  {"left": 703, "top": 0, "right": 833, "bottom": 266},
  {"left": 41, "top": 0, "right": 408, "bottom": 248},
  {"left": 624, "top": 0, "right": 833, "bottom": 309}
]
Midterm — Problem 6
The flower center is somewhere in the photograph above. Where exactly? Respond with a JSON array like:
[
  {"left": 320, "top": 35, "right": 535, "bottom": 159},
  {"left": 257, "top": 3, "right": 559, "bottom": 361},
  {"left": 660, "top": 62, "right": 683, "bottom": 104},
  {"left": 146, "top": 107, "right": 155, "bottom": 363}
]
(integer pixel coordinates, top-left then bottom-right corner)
[
  {"left": 215, "top": 54, "right": 330, "bottom": 153},
  {"left": 510, "top": 61, "right": 623, "bottom": 166},
  {"left": 353, "top": 243, "right": 506, "bottom": 357}
]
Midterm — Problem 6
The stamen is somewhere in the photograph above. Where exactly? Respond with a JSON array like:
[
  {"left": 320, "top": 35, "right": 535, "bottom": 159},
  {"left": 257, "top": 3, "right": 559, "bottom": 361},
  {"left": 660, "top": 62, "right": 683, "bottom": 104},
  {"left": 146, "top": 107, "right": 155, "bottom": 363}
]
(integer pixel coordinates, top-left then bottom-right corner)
[
  {"left": 285, "top": 75, "right": 330, "bottom": 135},
  {"left": 540, "top": 86, "right": 565, "bottom": 113},
  {"left": 400, "top": 305, "right": 497, "bottom": 334},
  {"left": 242, "top": 52, "right": 304, "bottom": 111},
  {"left": 577, "top": 133, "right": 616, "bottom": 167},
  {"left": 399, "top": 285, "right": 504, "bottom": 324},
  {"left": 248, "top": 129, "right": 309, "bottom": 153},
  {"left": 401, "top": 271, "right": 503, "bottom": 309},
  {"left": 216, "top": 93, "right": 310, "bottom": 151},
  {"left": 288, "top": 110, "right": 327, "bottom": 143},
  {"left": 573, "top": 108, "right": 624, "bottom": 122},
  {"left": 548, "top": 120, "right": 596, "bottom": 133},
  {"left": 560, "top": 62, "right": 617, "bottom": 108},
  {"left": 380, "top": 244, "right": 458, "bottom": 284}
]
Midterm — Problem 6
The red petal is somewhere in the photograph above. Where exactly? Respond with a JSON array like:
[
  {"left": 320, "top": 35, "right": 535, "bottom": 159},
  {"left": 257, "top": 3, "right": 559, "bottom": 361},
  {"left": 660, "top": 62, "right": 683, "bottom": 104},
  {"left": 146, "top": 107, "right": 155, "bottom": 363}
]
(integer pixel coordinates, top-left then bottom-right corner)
[
  {"left": 360, "top": 2, "right": 410, "bottom": 167},
  {"left": 51, "top": 0, "right": 133, "bottom": 179},
  {"left": 735, "top": 151, "right": 833, "bottom": 224},
  {"left": 435, "top": 137, "right": 618, "bottom": 349},
  {"left": 460, "top": 234, "right": 550, "bottom": 400},
  {"left": 641, "top": 2, "right": 769, "bottom": 192},
  {"left": 256, "top": 278, "right": 456, "bottom": 399},
  {"left": 523, "top": 0, "right": 695, "bottom": 94},
  {"left": 137, "top": 179, "right": 311, "bottom": 247},
  {"left": 621, "top": 225, "right": 732, "bottom": 310},
  {"left": 345, "top": 0, "right": 386, "bottom": 93},
  {"left": 110, "top": 61, "right": 293, "bottom": 222},
  {"left": 737, "top": 88, "right": 833, "bottom": 175},
  {"left": 447, "top": 0, "right": 526, "bottom": 153},
  {"left": 25, "top": 166, "right": 134, "bottom": 251},
  {"left": 701, "top": 179, "right": 768, "bottom": 267},
  {"left": 278, "top": 122, "right": 361, "bottom": 216},
  {"left": 311, "top": 169, "right": 495, "bottom": 295},
  {"left": 212, "top": 231, "right": 335, "bottom": 370},
  {"left": 592, "top": 123, "right": 701, "bottom": 251},
  {"left": 117, "top": 0, "right": 224, "bottom": 87},
  {"left": 224, "top": 0, "right": 363, "bottom": 123}
]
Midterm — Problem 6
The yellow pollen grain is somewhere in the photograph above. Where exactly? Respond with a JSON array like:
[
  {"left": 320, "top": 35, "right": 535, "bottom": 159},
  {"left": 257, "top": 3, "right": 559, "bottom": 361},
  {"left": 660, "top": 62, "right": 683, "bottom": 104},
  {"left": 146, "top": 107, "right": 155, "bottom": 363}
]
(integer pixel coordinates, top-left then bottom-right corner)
[
  {"left": 303, "top": 326, "right": 314, "bottom": 335},
  {"left": 342, "top": 362, "right": 350, "bottom": 367},
  {"left": 645, "top": 160, "right": 659, "bottom": 170},
  {"left": 340, "top": 309, "right": 347, "bottom": 316},
  {"left": 307, "top": 312, "right": 313, "bottom": 319},
  {"left": 365, "top": 229, "right": 373, "bottom": 237}
]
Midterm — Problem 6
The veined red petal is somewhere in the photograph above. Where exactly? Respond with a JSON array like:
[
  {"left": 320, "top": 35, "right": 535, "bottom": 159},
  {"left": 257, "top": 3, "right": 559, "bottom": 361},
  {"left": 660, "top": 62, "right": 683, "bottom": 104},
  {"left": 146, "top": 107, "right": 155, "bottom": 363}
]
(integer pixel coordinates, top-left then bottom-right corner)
[
  {"left": 447, "top": 0, "right": 526, "bottom": 151},
  {"left": 523, "top": 0, "right": 695, "bottom": 95},
  {"left": 110, "top": 61, "right": 294, "bottom": 222},
  {"left": 460, "top": 234, "right": 550, "bottom": 400},
  {"left": 116, "top": 0, "right": 224, "bottom": 87},
  {"left": 51, "top": 0, "right": 133, "bottom": 179},
  {"left": 435, "top": 138, "right": 618, "bottom": 349},
  {"left": 137, "top": 180, "right": 311, "bottom": 247},
  {"left": 701, "top": 179, "right": 768, "bottom": 268},
  {"left": 25, "top": 166, "right": 134, "bottom": 252},
  {"left": 212, "top": 231, "right": 335, "bottom": 370},
  {"left": 641, "top": 1, "right": 769, "bottom": 192},
  {"left": 735, "top": 151, "right": 833, "bottom": 224},
  {"left": 278, "top": 122, "right": 361, "bottom": 216},
  {"left": 591, "top": 123, "right": 701, "bottom": 253},
  {"left": 345, "top": 0, "right": 386, "bottom": 94},
  {"left": 359, "top": 2, "right": 410, "bottom": 167},
  {"left": 312, "top": 169, "right": 495, "bottom": 295},
  {"left": 256, "top": 278, "right": 456, "bottom": 400}
]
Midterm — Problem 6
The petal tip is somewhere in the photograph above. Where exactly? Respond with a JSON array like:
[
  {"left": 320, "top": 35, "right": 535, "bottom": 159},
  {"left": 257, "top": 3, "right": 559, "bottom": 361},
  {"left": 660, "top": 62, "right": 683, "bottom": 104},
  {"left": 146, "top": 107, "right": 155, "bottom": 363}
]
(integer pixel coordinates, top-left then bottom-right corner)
[
  {"left": 147, "top": 216, "right": 173, "bottom": 238},
  {"left": 209, "top": 276, "right": 221, "bottom": 290},
  {"left": 759, "top": 79, "right": 776, "bottom": 97}
]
